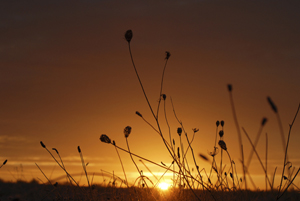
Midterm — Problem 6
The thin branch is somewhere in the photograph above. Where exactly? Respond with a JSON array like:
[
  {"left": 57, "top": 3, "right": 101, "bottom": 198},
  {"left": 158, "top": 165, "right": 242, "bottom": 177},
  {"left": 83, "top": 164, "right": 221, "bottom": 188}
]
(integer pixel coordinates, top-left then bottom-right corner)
[
  {"left": 228, "top": 85, "right": 246, "bottom": 189},
  {"left": 278, "top": 168, "right": 300, "bottom": 200},
  {"left": 278, "top": 103, "right": 300, "bottom": 196},
  {"left": 242, "top": 127, "right": 272, "bottom": 188}
]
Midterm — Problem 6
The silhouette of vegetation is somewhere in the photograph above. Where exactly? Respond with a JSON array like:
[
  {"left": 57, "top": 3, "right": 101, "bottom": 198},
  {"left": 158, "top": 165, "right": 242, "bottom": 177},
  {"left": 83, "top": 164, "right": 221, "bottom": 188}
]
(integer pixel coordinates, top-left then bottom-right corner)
[{"left": 2, "top": 30, "right": 299, "bottom": 201}]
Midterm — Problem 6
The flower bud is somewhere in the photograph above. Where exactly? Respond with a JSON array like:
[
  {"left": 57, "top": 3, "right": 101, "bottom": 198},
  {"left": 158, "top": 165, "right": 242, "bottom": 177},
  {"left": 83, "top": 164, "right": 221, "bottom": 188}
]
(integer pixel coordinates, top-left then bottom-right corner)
[
  {"left": 219, "top": 130, "right": 224, "bottom": 138},
  {"left": 261, "top": 117, "right": 268, "bottom": 126},
  {"left": 40, "top": 141, "right": 46, "bottom": 148},
  {"left": 199, "top": 154, "right": 208, "bottom": 161},
  {"left": 124, "top": 126, "right": 132, "bottom": 138},
  {"left": 177, "top": 127, "right": 182, "bottom": 136},
  {"left": 125, "top": 30, "right": 133, "bottom": 43},
  {"left": 221, "top": 120, "right": 224, "bottom": 127},
  {"left": 165, "top": 51, "right": 171, "bottom": 60},
  {"left": 227, "top": 84, "right": 232, "bottom": 92},
  {"left": 136, "top": 111, "right": 142, "bottom": 117},
  {"left": 52, "top": 148, "right": 59, "bottom": 154},
  {"left": 218, "top": 140, "right": 227, "bottom": 151},
  {"left": 267, "top": 96, "right": 277, "bottom": 113},
  {"left": 100, "top": 134, "right": 112, "bottom": 144}
]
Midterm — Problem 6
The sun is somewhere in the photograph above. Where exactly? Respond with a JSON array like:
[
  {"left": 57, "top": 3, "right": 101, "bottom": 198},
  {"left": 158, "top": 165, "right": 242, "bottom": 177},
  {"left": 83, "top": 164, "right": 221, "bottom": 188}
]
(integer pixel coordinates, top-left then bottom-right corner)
[{"left": 158, "top": 182, "right": 170, "bottom": 191}]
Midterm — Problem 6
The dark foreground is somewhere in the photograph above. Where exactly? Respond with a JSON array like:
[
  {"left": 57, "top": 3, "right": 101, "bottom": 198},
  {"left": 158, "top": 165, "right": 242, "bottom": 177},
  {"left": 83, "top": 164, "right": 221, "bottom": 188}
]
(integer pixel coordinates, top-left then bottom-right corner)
[{"left": 0, "top": 180, "right": 299, "bottom": 201}]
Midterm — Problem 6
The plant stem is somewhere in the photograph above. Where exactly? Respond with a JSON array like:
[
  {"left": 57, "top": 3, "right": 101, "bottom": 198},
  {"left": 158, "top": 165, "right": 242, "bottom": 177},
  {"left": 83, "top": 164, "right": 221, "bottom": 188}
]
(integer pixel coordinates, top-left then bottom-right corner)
[
  {"left": 242, "top": 127, "right": 272, "bottom": 188},
  {"left": 228, "top": 86, "right": 246, "bottom": 189},
  {"left": 114, "top": 144, "right": 129, "bottom": 187},
  {"left": 265, "top": 133, "right": 268, "bottom": 191},
  {"left": 156, "top": 58, "right": 169, "bottom": 118},
  {"left": 278, "top": 168, "right": 300, "bottom": 200},
  {"left": 278, "top": 103, "right": 300, "bottom": 197},
  {"left": 125, "top": 137, "right": 147, "bottom": 187},
  {"left": 128, "top": 43, "right": 156, "bottom": 119},
  {"left": 246, "top": 121, "right": 265, "bottom": 168}
]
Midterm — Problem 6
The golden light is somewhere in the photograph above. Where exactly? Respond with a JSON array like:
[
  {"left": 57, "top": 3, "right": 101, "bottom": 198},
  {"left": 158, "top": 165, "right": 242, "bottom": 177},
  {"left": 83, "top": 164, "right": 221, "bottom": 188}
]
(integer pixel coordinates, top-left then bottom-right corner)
[{"left": 158, "top": 182, "right": 170, "bottom": 191}]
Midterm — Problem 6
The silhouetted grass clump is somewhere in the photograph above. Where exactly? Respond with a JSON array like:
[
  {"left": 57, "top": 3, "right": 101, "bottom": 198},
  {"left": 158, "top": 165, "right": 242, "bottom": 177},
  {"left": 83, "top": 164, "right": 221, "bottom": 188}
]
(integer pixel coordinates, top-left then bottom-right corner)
[{"left": 33, "top": 30, "right": 300, "bottom": 201}]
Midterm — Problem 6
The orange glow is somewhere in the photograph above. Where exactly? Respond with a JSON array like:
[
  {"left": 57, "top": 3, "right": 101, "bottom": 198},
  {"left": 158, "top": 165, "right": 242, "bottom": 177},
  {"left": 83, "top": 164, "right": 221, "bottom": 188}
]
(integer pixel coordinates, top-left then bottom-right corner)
[
  {"left": 0, "top": 1, "right": 300, "bottom": 195},
  {"left": 158, "top": 182, "right": 170, "bottom": 191}
]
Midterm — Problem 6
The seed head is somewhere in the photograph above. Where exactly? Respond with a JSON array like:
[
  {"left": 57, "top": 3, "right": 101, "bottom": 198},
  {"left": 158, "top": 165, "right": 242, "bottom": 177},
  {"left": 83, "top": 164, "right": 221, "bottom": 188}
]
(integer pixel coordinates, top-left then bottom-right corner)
[
  {"left": 100, "top": 134, "right": 112, "bottom": 144},
  {"left": 216, "top": 121, "right": 220, "bottom": 127},
  {"left": 165, "top": 51, "right": 171, "bottom": 60},
  {"left": 52, "top": 148, "right": 59, "bottom": 154},
  {"left": 124, "top": 126, "right": 132, "bottom": 138},
  {"left": 162, "top": 94, "right": 166, "bottom": 100},
  {"left": 125, "top": 30, "right": 133, "bottom": 43},
  {"left": 40, "top": 141, "right": 46, "bottom": 148},
  {"left": 219, "top": 130, "right": 224, "bottom": 138},
  {"left": 227, "top": 84, "right": 232, "bottom": 92},
  {"left": 221, "top": 120, "right": 224, "bottom": 127},
  {"left": 136, "top": 111, "right": 142, "bottom": 117},
  {"left": 77, "top": 146, "right": 81, "bottom": 153},
  {"left": 218, "top": 140, "right": 227, "bottom": 151},
  {"left": 177, "top": 127, "right": 182, "bottom": 136},
  {"left": 192, "top": 128, "right": 199, "bottom": 133},
  {"left": 267, "top": 96, "right": 278, "bottom": 113},
  {"left": 177, "top": 147, "right": 180, "bottom": 159},
  {"left": 3, "top": 160, "right": 7, "bottom": 165},
  {"left": 199, "top": 154, "right": 209, "bottom": 161},
  {"left": 173, "top": 139, "right": 175, "bottom": 146},
  {"left": 261, "top": 117, "right": 268, "bottom": 126}
]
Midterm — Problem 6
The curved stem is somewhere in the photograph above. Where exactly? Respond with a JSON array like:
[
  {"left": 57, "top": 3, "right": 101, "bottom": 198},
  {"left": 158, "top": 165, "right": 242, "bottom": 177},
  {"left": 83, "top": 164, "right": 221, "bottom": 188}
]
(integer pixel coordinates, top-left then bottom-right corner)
[{"left": 128, "top": 43, "right": 156, "bottom": 118}]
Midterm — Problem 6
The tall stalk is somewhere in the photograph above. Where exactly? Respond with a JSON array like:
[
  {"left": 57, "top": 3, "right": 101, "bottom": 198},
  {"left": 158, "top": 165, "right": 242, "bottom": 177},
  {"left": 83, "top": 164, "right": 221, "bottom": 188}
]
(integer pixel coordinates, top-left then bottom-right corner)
[
  {"left": 227, "top": 84, "right": 246, "bottom": 189},
  {"left": 125, "top": 30, "right": 205, "bottom": 200}
]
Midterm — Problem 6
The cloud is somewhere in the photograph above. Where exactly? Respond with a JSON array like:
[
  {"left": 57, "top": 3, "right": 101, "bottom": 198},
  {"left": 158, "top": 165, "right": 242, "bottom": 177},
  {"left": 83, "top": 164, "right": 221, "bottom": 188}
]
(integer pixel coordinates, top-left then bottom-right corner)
[{"left": 0, "top": 135, "right": 28, "bottom": 143}]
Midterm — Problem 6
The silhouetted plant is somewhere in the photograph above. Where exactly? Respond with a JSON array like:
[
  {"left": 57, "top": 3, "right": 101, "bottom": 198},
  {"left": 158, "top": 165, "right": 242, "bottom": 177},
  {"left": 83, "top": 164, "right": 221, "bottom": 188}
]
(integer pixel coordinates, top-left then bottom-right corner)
[
  {"left": 35, "top": 29, "right": 300, "bottom": 201},
  {"left": 0, "top": 159, "right": 7, "bottom": 169}
]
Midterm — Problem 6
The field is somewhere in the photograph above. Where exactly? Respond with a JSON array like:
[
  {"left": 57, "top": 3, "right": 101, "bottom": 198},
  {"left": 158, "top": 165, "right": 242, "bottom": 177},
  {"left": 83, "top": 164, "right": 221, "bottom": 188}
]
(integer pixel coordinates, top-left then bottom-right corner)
[{"left": 0, "top": 180, "right": 299, "bottom": 201}]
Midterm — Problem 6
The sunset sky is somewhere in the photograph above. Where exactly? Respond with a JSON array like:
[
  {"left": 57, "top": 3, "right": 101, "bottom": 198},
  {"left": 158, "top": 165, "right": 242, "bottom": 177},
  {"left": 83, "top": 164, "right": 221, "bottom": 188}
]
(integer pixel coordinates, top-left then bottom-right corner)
[{"left": 1, "top": 0, "right": 300, "bottom": 190}]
